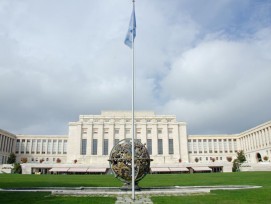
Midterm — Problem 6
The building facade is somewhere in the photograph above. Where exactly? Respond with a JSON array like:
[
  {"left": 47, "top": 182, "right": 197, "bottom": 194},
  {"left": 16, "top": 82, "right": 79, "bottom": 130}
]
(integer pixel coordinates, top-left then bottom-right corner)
[
  {"left": 1, "top": 111, "right": 271, "bottom": 174},
  {"left": 0, "top": 129, "right": 16, "bottom": 164}
]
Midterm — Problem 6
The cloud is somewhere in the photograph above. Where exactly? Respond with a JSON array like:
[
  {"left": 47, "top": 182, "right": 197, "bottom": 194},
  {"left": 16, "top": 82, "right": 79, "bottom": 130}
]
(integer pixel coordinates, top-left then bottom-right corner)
[
  {"left": 0, "top": 0, "right": 271, "bottom": 135},
  {"left": 160, "top": 28, "right": 271, "bottom": 134}
]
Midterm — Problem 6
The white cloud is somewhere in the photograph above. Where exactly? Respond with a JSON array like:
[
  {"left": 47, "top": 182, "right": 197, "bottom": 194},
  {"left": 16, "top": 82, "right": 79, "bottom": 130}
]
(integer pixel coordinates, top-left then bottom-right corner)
[{"left": 0, "top": 0, "right": 271, "bottom": 135}]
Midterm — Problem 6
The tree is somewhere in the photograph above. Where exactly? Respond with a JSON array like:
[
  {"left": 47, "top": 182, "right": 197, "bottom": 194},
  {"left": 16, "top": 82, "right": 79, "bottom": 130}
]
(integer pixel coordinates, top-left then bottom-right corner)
[
  {"left": 12, "top": 163, "right": 22, "bottom": 174},
  {"left": 7, "top": 153, "right": 16, "bottom": 164},
  {"left": 232, "top": 150, "right": 246, "bottom": 172}
]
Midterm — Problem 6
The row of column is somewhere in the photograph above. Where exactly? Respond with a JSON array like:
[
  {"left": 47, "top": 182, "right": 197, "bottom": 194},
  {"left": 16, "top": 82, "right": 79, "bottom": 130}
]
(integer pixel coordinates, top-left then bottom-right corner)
[
  {"left": 240, "top": 126, "right": 271, "bottom": 151},
  {"left": 188, "top": 138, "right": 237, "bottom": 154},
  {"left": 15, "top": 138, "right": 68, "bottom": 155},
  {"left": 78, "top": 123, "right": 182, "bottom": 157},
  {"left": 0, "top": 134, "right": 15, "bottom": 153}
]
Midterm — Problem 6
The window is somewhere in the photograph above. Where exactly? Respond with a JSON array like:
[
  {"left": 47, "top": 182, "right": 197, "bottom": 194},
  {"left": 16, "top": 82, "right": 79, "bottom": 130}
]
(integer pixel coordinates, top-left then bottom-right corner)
[
  {"left": 125, "top": 129, "right": 130, "bottom": 134},
  {"left": 81, "top": 139, "right": 87, "bottom": 155},
  {"left": 21, "top": 139, "right": 25, "bottom": 154},
  {"left": 193, "top": 139, "right": 197, "bottom": 154},
  {"left": 82, "top": 128, "right": 88, "bottom": 134},
  {"left": 92, "top": 139, "right": 98, "bottom": 155},
  {"left": 15, "top": 139, "right": 20, "bottom": 154},
  {"left": 136, "top": 128, "right": 141, "bottom": 134},
  {"left": 47, "top": 140, "right": 52, "bottom": 154},
  {"left": 42, "top": 139, "right": 46, "bottom": 154},
  {"left": 158, "top": 139, "right": 163, "bottom": 155},
  {"left": 188, "top": 139, "right": 192, "bottom": 153},
  {"left": 31, "top": 139, "right": 36, "bottom": 154},
  {"left": 63, "top": 140, "right": 67, "bottom": 154},
  {"left": 115, "top": 129, "right": 119, "bottom": 134},
  {"left": 147, "top": 139, "right": 152, "bottom": 155},
  {"left": 168, "top": 128, "right": 173, "bottom": 134},
  {"left": 158, "top": 129, "right": 162, "bottom": 134},
  {"left": 37, "top": 140, "right": 41, "bottom": 154},
  {"left": 168, "top": 139, "right": 174, "bottom": 154},
  {"left": 52, "top": 140, "right": 57, "bottom": 154},
  {"left": 203, "top": 139, "right": 207, "bottom": 153},
  {"left": 58, "top": 140, "right": 62, "bottom": 154},
  {"left": 93, "top": 128, "right": 98, "bottom": 134},
  {"left": 114, "top": 139, "right": 119, "bottom": 146},
  {"left": 103, "top": 139, "right": 108, "bottom": 155},
  {"left": 26, "top": 140, "right": 31, "bottom": 154},
  {"left": 147, "top": 129, "right": 151, "bottom": 134},
  {"left": 104, "top": 128, "right": 109, "bottom": 134}
]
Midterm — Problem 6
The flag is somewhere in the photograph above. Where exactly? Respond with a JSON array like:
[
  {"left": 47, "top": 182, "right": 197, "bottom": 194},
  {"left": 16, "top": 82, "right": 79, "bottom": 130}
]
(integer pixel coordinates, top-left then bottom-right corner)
[{"left": 124, "top": 7, "right": 136, "bottom": 48}]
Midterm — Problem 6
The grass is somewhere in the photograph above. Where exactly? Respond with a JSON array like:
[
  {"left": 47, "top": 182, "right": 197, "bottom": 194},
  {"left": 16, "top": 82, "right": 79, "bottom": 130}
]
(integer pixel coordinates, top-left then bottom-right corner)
[
  {"left": 0, "top": 172, "right": 271, "bottom": 203},
  {"left": 0, "top": 192, "right": 116, "bottom": 204}
]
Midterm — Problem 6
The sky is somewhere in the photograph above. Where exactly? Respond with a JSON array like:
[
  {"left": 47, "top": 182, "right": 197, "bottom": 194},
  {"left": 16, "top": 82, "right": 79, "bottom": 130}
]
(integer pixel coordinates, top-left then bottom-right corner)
[{"left": 1, "top": 0, "right": 271, "bottom": 135}]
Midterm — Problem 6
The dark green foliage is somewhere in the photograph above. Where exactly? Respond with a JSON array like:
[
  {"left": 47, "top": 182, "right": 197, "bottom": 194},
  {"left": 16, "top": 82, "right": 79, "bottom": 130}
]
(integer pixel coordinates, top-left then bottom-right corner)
[
  {"left": 232, "top": 150, "right": 246, "bottom": 172},
  {"left": 7, "top": 153, "right": 16, "bottom": 164},
  {"left": 12, "top": 163, "right": 22, "bottom": 174}
]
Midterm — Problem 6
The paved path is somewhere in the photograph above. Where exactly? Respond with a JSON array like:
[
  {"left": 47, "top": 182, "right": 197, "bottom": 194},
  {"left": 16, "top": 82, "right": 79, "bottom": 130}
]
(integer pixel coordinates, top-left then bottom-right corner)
[{"left": 115, "top": 194, "right": 153, "bottom": 204}]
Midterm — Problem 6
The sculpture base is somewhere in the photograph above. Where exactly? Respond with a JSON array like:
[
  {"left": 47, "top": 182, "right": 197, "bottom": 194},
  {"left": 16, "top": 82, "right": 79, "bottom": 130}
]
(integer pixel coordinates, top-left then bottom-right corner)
[{"left": 120, "top": 183, "right": 141, "bottom": 191}]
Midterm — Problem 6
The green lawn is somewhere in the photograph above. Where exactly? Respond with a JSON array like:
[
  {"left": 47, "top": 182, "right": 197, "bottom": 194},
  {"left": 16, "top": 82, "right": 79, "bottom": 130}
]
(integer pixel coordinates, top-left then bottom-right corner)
[{"left": 0, "top": 172, "right": 271, "bottom": 204}]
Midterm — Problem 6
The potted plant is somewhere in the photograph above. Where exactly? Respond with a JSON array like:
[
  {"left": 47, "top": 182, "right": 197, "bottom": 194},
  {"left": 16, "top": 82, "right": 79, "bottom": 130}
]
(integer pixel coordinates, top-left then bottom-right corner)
[
  {"left": 263, "top": 156, "right": 269, "bottom": 161},
  {"left": 226, "top": 157, "right": 232, "bottom": 162}
]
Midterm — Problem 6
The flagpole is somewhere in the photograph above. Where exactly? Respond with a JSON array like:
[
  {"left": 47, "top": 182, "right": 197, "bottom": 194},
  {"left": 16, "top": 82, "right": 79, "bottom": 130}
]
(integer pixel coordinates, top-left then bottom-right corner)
[{"left": 131, "top": 0, "right": 136, "bottom": 201}]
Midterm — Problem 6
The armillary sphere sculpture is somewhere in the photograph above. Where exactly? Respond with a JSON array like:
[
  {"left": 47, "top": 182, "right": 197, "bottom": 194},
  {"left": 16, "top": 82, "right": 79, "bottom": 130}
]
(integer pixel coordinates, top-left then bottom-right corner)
[{"left": 108, "top": 138, "right": 152, "bottom": 190}]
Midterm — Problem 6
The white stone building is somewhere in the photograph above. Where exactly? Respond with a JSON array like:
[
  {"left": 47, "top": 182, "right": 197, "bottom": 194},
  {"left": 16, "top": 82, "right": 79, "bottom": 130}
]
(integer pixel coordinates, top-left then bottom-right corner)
[{"left": 0, "top": 111, "right": 271, "bottom": 174}]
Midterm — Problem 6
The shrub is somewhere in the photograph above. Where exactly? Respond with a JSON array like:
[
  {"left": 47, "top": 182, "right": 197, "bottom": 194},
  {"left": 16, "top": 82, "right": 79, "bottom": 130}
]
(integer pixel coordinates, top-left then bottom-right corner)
[
  {"left": 12, "top": 163, "right": 22, "bottom": 174},
  {"left": 263, "top": 156, "right": 269, "bottom": 161},
  {"left": 7, "top": 153, "right": 16, "bottom": 164},
  {"left": 226, "top": 157, "right": 232, "bottom": 162},
  {"left": 194, "top": 157, "right": 199, "bottom": 163}
]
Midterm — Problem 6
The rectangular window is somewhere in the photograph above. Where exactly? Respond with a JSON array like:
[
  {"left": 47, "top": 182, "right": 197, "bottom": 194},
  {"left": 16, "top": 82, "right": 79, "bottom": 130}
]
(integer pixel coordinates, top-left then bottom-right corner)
[
  {"left": 104, "top": 128, "right": 109, "bottom": 134},
  {"left": 81, "top": 139, "right": 87, "bottom": 155},
  {"left": 147, "top": 129, "right": 151, "bottom": 134},
  {"left": 31, "top": 139, "right": 36, "bottom": 154},
  {"left": 42, "top": 139, "right": 46, "bottom": 154},
  {"left": 147, "top": 139, "right": 152, "bottom": 155},
  {"left": 168, "top": 139, "right": 174, "bottom": 154},
  {"left": 103, "top": 139, "right": 108, "bottom": 155},
  {"left": 229, "top": 139, "right": 232, "bottom": 153},
  {"left": 158, "top": 139, "right": 163, "bottom": 155},
  {"left": 125, "top": 129, "right": 130, "bottom": 134},
  {"left": 15, "top": 139, "right": 20, "bottom": 154},
  {"left": 168, "top": 128, "right": 173, "bottom": 134},
  {"left": 136, "top": 128, "right": 141, "bottom": 134},
  {"left": 158, "top": 129, "right": 162, "bottom": 134},
  {"left": 188, "top": 139, "right": 192, "bottom": 153},
  {"left": 58, "top": 140, "right": 62, "bottom": 154},
  {"left": 36, "top": 140, "right": 41, "bottom": 154},
  {"left": 92, "top": 139, "right": 98, "bottom": 155},
  {"left": 193, "top": 139, "right": 197, "bottom": 154},
  {"left": 26, "top": 140, "right": 30, "bottom": 154},
  {"left": 20, "top": 139, "right": 25, "bottom": 154},
  {"left": 63, "top": 140, "right": 67, "bottom": 154},
  {"left": 115, "top": 129, "right": 119, "bottom": 134},
  {"left": 219, "top": 139, "right": 223, "bottom": 153},
  {"left": 52, "top": 140, "right": 57, "bottom": 154},
  {"left": 93, "top": 128, "right": 98, "bottom": 134},
  {"left": 114, "top": 139, "right": 119, "bottom": 146},
  {"left": 203, "top": 139, "right": 207, "bottom": 153},
  {"left": 82, "top": 128, "right": 88, "bottom": 134},
  {"left": 214, "top": 139, "right": 218, "bottom": 153},
  {"left": 47, "top": 140, "right": 52, "bottom": 154}
]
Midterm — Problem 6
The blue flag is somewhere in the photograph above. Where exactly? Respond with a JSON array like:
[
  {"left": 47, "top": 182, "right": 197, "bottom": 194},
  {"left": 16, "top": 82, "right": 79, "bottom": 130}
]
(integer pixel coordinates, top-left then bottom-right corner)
[{"left": 124, "top": 7, "right": 136, "bottom": 48}]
